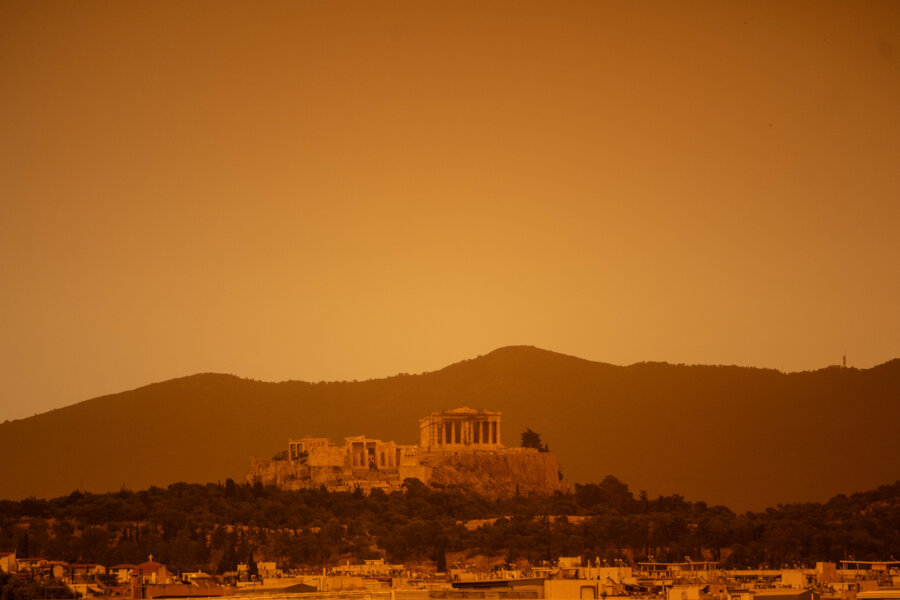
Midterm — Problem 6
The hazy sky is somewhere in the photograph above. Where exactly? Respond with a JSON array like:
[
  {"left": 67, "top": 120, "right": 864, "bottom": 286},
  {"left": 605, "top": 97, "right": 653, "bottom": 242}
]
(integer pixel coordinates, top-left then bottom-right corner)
[{"left": 2, "top": 1, "right": 899, "bottom": 423}]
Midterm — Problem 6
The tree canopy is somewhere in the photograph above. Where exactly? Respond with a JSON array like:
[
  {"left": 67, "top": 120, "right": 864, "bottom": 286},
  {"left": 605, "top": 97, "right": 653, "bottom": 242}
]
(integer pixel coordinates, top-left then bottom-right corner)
[
  {"left": 520, "top": 428, "right": 548, "bottom": 451},
  {"left": 1, "top": 479, "right": 898, "bottom": 573}
]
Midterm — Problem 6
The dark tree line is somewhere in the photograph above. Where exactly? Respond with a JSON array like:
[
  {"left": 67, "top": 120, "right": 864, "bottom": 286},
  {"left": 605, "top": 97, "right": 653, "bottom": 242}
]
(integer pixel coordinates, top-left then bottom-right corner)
[{"left": 1, "top": 478, "right": 898, "bottom": 574}]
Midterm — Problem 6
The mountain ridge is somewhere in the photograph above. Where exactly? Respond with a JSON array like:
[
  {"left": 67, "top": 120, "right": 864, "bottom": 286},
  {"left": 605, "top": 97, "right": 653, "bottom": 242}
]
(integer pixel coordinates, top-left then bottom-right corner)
[
  {"left": 10, "top": 345, "right": 893, "bottom": 428},
  {"left": 2, "top": 345, "right": 899, "bottom": 510}
]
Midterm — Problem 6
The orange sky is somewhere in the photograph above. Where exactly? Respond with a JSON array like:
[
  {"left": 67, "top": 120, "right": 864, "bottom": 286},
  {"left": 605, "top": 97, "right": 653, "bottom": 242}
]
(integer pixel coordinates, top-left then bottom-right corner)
[{"left": 1, "top": 1, "right": 899, "bottom": 422}]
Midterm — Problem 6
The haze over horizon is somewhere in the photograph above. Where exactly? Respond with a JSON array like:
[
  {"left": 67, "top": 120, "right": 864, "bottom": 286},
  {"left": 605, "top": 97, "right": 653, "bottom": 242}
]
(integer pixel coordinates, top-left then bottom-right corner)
[{"left": 2, "top": 1, "right": 899, "bottom": 423}]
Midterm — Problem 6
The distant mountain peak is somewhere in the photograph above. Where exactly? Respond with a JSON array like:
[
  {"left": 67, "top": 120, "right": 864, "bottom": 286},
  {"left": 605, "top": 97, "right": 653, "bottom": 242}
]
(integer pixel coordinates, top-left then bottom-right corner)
[
  {"left": 484, "top": 345, "right": 576, "bottom": 358},
  {"left": 467, "top": 345, "right": 604, "bottom": 366}
]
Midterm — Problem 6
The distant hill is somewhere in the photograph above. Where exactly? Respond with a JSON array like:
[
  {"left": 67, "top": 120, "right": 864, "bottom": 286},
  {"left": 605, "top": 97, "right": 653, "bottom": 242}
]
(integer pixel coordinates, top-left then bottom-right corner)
[{"left": 2, "top": 346, "right": 898, "bottom": 510}]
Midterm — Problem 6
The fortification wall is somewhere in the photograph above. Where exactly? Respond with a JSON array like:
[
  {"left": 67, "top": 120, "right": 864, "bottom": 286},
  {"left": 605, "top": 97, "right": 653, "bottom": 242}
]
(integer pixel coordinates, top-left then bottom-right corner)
[
  {"left": 247, "top": 449, "right": 565, "bottom": 497},
  {"left": 247, "top": 457, "right": 312, "bottom": 490},
  {"left": 307, "top": 445, "right": 345, "bottom": 467}
]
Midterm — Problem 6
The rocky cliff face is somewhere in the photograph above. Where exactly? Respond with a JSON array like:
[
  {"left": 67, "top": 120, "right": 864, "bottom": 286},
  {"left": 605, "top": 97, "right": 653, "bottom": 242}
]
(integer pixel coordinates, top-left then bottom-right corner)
[
  {"left": 422, "top": 449, "right": 565, "bottom": 497},
  {"left": 246, "top": 457, "right": 310, "bottom": 490}
]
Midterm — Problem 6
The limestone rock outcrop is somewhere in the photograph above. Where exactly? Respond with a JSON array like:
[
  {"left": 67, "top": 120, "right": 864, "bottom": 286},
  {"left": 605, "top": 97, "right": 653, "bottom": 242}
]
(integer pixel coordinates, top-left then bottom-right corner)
[{"left": 422, "top": 449, "right": 565, "bottom": 497}]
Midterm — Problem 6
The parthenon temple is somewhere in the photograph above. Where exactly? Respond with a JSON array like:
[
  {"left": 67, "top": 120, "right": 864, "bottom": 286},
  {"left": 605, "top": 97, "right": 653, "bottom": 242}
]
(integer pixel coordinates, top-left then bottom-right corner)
[{"left": 418, "top": 407, "right": 502, "bottom": 450}]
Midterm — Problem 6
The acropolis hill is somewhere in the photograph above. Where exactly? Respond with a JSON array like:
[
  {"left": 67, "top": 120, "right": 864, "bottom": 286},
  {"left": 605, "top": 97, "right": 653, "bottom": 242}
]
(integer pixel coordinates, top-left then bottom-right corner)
[{"left": 246, "top": 407, "right": 566, "bottom": 497}]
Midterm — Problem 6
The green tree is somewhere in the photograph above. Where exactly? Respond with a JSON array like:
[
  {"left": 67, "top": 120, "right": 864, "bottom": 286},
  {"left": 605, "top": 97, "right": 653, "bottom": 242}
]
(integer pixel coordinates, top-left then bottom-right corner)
[{"left": 520, "top": 428, "right": 543, "bottom": 450}]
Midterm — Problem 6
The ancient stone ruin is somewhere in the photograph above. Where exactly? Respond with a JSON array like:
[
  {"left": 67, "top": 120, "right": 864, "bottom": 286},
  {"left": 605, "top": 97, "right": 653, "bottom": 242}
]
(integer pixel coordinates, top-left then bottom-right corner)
[{"left": 246, "top": 407, "right": 566, "bottom": 497}]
